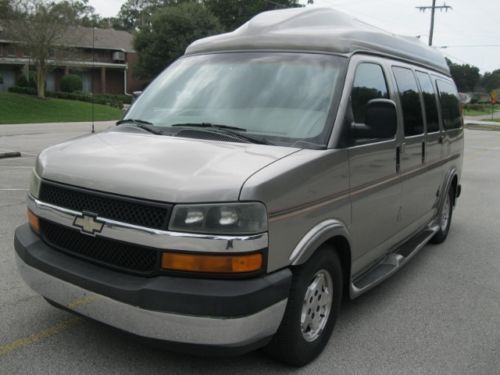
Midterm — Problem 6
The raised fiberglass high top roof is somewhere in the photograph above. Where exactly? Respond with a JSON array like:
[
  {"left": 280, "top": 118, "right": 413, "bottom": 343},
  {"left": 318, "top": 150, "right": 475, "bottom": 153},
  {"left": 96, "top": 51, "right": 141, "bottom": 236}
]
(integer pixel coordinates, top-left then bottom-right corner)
[{"left": 185, "top": 7, "right": 450, "bottom": 76}]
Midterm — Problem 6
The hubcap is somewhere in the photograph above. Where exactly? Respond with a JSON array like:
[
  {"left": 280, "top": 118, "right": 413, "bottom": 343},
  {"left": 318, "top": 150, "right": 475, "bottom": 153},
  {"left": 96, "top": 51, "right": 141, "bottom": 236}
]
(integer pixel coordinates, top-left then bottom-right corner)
[
  {"left": 441, "top": 194, "right": 451, "bottom": 232},
  {"left": 300, "top": 269, "right": 333, "bottom": 342}
]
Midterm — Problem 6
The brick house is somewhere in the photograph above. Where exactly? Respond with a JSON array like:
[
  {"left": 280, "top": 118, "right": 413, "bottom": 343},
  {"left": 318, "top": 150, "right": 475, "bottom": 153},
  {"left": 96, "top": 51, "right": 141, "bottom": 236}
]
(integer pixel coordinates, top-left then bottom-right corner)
[{"left": 0, "top": 23, "right": 144, "bottom": 95}]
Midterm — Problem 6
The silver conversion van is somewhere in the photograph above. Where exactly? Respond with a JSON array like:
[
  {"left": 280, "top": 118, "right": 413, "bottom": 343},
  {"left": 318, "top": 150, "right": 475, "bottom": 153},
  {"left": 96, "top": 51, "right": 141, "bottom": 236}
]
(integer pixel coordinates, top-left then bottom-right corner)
[{"left": 15, "top": 7, "right": 463, "bottom": 366}]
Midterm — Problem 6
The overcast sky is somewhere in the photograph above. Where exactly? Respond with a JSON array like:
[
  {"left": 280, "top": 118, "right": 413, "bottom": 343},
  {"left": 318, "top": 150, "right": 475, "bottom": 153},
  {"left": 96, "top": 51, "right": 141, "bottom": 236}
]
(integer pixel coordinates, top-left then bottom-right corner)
[{"left": 88, "top": 0, "right": 500, "bottom": 73}]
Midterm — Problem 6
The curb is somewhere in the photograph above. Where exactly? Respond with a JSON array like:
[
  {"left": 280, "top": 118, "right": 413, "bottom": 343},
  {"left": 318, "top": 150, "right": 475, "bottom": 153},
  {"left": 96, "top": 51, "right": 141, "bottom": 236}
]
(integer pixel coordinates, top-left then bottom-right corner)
[{"left": 0, "top": 152, "right": 22, "bottom": 159}]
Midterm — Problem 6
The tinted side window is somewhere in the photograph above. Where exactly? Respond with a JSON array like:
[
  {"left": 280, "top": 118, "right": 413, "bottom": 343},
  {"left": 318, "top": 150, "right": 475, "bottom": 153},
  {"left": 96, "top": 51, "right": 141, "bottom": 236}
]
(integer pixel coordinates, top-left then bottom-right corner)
[
  {"left": 416, "top": 71, "right": 440, "bottom": 132},
  {"left": 351, "top": 63, "right": 389, "bottom": 124},
  {"left": 437, "top": 80, "right": 462, "bottom": 130},
  {"left": 393, "top": 67, "right": 424, "bottom": 136}
]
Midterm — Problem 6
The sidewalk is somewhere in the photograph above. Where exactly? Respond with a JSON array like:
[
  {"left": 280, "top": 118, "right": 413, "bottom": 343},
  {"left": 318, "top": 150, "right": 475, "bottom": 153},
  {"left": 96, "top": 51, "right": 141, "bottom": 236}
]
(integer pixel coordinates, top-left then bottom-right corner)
[{"left": 0, "top": 121, "right": 114, "bottom": 137}]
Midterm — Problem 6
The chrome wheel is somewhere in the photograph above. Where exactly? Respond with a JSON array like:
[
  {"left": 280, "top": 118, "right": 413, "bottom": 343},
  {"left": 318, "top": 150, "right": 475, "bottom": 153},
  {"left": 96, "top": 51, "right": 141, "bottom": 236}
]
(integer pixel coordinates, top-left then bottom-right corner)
[
  {"left": 440, "top": 193, "right": 451, "bottom": 232},
  {"left": 300, "top": 269, "right": 333, "bottom": 342}
]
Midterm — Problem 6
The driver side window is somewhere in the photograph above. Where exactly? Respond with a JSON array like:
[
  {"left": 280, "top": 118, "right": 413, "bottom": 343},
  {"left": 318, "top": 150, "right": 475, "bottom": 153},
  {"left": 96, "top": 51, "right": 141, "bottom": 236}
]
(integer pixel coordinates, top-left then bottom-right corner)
[{"left": 345, "top": 63, "right": 394, "bottom": 145}]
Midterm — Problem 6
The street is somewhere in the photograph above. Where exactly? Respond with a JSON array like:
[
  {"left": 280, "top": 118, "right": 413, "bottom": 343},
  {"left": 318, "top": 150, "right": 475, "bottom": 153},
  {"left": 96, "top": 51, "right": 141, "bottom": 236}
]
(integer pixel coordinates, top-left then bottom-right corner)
[{"left": 0, "top": 123, "right": 499, "bottom": 374}]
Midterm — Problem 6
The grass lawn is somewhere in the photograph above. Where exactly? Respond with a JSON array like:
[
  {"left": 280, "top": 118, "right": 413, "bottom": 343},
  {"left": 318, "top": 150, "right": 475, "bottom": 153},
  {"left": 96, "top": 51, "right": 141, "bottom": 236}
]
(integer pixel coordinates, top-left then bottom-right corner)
[
  {"left": 463, "top": 104, "right": 500, "bottom": 117},
  {"left": 0, "top": 92, "right": 123, "bottom": 124}
]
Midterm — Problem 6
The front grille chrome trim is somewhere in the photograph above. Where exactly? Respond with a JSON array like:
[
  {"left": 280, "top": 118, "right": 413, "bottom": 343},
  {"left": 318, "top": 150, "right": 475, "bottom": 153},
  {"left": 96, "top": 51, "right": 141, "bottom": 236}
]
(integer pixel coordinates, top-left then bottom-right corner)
[{"left": 28, "top": 195, "right": 268, "bottom": 253}]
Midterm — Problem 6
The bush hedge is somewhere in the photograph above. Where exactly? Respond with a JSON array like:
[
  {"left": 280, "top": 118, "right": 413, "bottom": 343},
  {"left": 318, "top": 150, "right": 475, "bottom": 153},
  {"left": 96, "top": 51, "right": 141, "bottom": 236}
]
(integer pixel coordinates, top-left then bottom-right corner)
[
  {"left": 8, "top": 86, "right": 132, "bottom": 108},
  {"left": 60, "top": 74, "right": 83, "bottom": 93},
  {"left": 464, "top": 103, "right": 486, "bottom": 112},
  {"left": 16, "top": 74, "right": 37, "bottom": 88}
]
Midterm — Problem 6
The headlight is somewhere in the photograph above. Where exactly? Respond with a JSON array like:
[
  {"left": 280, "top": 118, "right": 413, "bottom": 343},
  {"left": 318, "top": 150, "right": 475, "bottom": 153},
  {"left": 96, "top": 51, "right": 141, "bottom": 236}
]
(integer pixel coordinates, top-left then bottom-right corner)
[
  {"left": 169, "top": 202, "right": 267, "bottom": 235},
  {"left": 29, "top": 169, "right": 41, "bottom": 199}
]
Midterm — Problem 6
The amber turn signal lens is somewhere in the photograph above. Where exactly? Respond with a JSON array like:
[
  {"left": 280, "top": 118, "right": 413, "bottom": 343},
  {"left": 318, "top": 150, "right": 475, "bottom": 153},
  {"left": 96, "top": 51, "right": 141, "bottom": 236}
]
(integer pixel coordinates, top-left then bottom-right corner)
[
  {"left": 27, "top": 209, "right": 40, "bottom": 234},
  {"left": 161, "top": 252, "right": 263, "bottom": 274}
]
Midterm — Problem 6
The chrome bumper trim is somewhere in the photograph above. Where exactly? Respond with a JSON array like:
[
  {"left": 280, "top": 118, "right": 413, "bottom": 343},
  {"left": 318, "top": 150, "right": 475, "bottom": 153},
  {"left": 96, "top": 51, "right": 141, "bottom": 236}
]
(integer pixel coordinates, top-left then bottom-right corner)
[
  {"left": 27, "top": 195, "right": 268, "bottom": 253},
  {"left": 16, "top": 254, "right": 286, "bottom": 346}
]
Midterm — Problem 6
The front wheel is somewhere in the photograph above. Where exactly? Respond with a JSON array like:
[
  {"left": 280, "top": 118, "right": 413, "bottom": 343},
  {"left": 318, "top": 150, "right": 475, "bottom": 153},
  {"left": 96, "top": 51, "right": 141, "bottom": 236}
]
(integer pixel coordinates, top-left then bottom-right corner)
[
  {"left": 264, "top": 246, "right": 343, "bottom": 366},
  {"left": 431, "top": 186, "right": 454, "bottom": 244}
]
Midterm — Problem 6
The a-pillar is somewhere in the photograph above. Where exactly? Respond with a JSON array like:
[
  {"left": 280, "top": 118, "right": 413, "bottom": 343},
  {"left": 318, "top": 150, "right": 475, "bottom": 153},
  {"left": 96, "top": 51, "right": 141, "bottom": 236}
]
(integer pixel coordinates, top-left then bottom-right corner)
[{"left": 100, "top": 67, "right": 106, "bottom": 93}]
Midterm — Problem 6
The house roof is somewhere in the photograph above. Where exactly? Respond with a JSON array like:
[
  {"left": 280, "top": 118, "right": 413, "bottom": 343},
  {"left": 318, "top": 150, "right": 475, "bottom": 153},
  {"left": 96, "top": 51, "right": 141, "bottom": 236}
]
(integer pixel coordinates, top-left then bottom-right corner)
[
  {"left": 0, "top": 22, "right": 135, "bottom": 53},
  {"left": 63, "top": 27, "right": 135, "bottom": 52},
  {"left": 186, "top": 7, "right": 449, "bottom": 75}
]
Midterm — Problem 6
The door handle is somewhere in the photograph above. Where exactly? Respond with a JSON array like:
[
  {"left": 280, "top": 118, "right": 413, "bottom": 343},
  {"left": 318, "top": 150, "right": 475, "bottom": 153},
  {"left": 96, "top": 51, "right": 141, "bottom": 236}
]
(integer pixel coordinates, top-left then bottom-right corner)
[{"left": 396, "top": 146, "right": 401, "bottom": 173}]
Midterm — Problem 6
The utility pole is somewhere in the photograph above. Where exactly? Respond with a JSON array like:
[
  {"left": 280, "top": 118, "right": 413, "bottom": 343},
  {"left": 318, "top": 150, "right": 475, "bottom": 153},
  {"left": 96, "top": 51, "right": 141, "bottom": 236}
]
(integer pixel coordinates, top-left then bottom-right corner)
[{"left": 416, "top": 1, "right": 452, "bottom": 46}]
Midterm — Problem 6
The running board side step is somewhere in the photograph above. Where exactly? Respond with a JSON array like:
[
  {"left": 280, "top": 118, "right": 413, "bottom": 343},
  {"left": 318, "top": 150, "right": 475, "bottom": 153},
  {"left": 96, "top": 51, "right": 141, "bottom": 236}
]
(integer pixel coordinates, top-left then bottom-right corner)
[{"left": 350, "top": 225, "right": 439, "bottom": 298}]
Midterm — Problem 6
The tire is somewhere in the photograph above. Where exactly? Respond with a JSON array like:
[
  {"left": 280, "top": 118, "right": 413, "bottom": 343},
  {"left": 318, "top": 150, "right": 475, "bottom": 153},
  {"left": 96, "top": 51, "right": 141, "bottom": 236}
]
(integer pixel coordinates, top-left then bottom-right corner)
[
  {"left": 430, "top": 186, "right": 454, "bottom": 244},
  {"left": 264, "top": 246, "right": 343, "bottom": 366}
]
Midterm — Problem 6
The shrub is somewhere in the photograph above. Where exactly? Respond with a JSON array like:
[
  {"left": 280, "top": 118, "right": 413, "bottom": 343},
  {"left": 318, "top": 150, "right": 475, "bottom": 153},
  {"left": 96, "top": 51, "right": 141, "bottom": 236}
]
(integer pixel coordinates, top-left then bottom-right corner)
[
  {"left": 7, "top": 86, "right": 132, "bottom": 108},
  {"left": 16, "top": 74, "right": 36, "bottom": 88},
  {"left": 8, "top": 86, "right": 37, "bottom": 95},
  {"left": 60, "top": 74, "right": 83, "bottom": 93},
  {"left": 464, "top": 103, "right": 485, "bottom": 112}
]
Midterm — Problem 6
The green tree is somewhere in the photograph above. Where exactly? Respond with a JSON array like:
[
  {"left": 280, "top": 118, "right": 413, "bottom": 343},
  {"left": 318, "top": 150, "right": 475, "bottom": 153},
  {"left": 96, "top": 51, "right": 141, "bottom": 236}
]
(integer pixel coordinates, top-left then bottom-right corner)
[
  {"left": 481, "top": 70, "right": 500, "bottom": 93},
  {"left": 11, "top": 0, "right": 78, "bottom": 98},
  {"left": 115, "top": 0, "right": 179, "bottom": 31},
  {"left": 204, "top": 0, "right": 302, "bottom": 31},
  {"left": 133, "top": 2, "right": 222, "bottom": 80},
  {"left": 445, "top": 58, "right": 480, "bottom": 92},
  {"left": 0, "top": 0, "right": 13, "bottom": 17}
]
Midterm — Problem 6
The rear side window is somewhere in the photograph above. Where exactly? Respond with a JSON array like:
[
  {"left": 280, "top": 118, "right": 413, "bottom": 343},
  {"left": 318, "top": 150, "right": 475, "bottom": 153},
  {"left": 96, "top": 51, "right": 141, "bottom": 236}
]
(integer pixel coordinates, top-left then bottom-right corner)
[
  {"left": 437, "top": 80, "right": 462, "bottom": 130},
  {"left": 416, "top": 71, "right": 440, "bottom": 133},
  {"left": 392, "top": 67, "right": 424, "bottom": 136},
  {"left": 351, "top": 63, "right": 389, "bottom": 124}
]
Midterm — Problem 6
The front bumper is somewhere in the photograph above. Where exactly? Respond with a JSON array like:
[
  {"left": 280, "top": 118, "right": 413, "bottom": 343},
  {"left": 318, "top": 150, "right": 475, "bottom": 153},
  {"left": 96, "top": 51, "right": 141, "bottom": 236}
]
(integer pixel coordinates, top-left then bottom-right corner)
[{"left": 14, "top": 224, "right": 291, "bottom": 350}]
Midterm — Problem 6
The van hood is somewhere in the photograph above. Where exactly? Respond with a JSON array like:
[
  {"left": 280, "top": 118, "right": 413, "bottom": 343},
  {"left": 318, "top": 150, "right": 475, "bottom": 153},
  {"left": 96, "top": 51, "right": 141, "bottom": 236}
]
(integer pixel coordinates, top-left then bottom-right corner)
[{"left": 36, "top": 129, "right": 299, "bottom": 203}]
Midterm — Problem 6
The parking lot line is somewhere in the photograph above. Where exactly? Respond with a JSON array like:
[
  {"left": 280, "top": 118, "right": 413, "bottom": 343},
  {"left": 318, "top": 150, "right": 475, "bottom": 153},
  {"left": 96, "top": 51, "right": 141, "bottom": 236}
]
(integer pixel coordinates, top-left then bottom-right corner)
[
  {"left": 0, "top": 295, "right": 101, "bottom": 357},
  {"left": 0, "top": 317, "right": 81, "bottom": 356}
]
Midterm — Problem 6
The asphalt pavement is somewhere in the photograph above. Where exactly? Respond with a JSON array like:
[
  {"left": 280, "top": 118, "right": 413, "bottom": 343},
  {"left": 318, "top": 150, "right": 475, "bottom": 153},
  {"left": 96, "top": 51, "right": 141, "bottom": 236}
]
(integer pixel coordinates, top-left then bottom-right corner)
[{"left": 0, "top": 123, "right": 499, "bottom": 374}]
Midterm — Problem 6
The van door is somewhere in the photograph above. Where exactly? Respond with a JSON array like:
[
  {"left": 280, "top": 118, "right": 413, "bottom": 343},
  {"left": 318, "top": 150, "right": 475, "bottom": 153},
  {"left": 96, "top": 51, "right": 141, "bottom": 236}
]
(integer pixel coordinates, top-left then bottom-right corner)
[
  {"left": 416, "top": 71, "right": 445, "bottom": 217},
  {"left": 343, "top": 60, "right": 402, "bottom": 271},
  {"left": 391, "top": 66, "right": 432, "bottom": 232}
]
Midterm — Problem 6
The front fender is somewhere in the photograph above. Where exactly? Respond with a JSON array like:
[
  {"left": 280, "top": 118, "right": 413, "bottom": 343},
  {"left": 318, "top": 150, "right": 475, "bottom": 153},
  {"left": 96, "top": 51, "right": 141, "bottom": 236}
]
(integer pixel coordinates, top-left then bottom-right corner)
[{"left": 289, "top": 219, "right": 351, "bottom": 266}]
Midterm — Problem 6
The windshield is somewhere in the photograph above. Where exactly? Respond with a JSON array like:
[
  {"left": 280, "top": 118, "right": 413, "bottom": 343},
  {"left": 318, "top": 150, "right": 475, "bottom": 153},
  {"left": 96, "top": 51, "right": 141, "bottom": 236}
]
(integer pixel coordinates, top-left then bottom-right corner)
[{"left": 125, "top": 53, "right": 347, "bottom": 148}]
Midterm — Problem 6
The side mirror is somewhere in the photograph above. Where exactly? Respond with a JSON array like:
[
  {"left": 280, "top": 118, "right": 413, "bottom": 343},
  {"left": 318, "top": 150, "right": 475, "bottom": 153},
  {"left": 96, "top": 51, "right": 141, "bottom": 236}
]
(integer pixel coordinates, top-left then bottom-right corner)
[{"left": 364, "top": 99, "right": 397, "bottom": 139}]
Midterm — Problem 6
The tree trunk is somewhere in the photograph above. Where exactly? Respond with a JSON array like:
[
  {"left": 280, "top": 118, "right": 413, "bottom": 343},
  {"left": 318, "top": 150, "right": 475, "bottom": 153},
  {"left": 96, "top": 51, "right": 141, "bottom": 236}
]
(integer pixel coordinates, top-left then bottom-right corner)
[{"left": 36, "top": 65, "right": 46, "bottom": 99}]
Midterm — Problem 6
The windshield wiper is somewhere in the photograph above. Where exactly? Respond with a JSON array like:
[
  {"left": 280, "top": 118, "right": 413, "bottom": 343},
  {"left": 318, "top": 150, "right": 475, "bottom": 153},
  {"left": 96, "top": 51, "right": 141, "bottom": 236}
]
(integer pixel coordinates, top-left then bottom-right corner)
[
  {"left": 171, "top": 122, "right": 247, "bottom": 132},
  {"left": 171, "top": 122, "right": 271, "bottom": 145},
  {"left": 116, "top": 119, "right": 163, "bottom": 135}
]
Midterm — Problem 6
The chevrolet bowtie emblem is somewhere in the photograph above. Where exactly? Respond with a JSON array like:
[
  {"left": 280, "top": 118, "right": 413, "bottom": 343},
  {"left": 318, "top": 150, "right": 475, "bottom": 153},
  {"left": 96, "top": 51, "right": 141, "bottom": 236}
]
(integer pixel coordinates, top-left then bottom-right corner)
[{"left": 73, "top": 213, "right": 104, "bottom": 235}]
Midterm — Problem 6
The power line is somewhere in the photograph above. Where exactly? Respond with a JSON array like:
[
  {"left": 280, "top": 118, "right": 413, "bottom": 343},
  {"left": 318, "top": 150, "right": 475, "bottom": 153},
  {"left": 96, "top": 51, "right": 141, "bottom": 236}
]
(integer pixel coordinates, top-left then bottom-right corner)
[{"left": 416, "top": 1, "right": 452, "bottom": 46}]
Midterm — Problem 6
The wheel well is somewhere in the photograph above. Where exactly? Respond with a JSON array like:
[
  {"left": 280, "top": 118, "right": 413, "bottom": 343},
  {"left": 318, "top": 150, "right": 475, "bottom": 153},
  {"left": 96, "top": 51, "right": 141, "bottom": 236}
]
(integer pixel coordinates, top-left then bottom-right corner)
[
  {"left": 451, "top": 175, "right": 458, "bottom": 205},
  {"left": 325, "top": 236, "right": 351, "bottom": 300}
]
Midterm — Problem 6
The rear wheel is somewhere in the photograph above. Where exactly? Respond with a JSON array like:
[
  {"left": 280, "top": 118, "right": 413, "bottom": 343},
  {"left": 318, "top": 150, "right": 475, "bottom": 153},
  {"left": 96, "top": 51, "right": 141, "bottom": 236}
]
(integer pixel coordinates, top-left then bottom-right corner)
[
  {"left": 264, "top": 246, "right": 343, "bottom": 366},
  {"left": 431, "top": 186, "right": 454, "bottom": 244}
]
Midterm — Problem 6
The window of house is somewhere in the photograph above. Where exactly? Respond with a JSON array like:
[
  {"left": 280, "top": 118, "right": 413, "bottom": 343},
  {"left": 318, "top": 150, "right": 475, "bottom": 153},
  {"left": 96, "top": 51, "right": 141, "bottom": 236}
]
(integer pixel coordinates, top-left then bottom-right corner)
[
  {"left": 437, "top": 80, "right": 462, "bottom": 130},
  {"left": 416, "top": 71, "right": 440, "bottom": 133},
  {"left": 393, "top": 67, "right": 424, "bottom": 136},
  {"left": 6, "top": 44, "right": 16, "bottom": 57}
]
